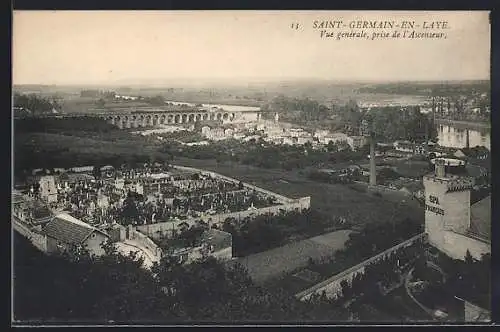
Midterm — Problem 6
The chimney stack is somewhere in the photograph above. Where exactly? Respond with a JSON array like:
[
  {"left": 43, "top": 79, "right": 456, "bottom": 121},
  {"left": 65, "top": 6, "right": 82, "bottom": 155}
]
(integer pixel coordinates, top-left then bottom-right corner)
[
  {"left": 435, "top": 158, "right": 446, "bottom": 178},
  {"left": 369, "top": 136, "right": 376, "bottom": 186},
  {"left": 466, "top": 129, "right": 470, "bottom": 149}
]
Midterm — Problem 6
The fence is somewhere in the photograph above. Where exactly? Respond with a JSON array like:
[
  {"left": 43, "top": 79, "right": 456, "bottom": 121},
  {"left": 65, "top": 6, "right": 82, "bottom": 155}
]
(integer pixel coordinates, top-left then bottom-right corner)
[{"left": 296, "top": 232, "right": 427, "bottom": 301}]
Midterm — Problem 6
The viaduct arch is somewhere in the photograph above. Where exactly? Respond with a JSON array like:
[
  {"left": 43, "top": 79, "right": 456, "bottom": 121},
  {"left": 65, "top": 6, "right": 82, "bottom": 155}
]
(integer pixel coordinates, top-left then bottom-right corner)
[{"left": 103, "top": 110, "right": 240, "bottom": 129}]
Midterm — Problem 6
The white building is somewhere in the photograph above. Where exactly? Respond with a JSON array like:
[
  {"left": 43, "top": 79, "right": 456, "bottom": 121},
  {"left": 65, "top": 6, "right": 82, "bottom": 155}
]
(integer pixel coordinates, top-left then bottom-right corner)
[
  {"left": 39, "top": 175, "right": 58, "bottom": 204},
  {"left": 346, "top": 136, "right": 367, "bottom": 151},
  {"left": 394, "top": 140, "right": 414, "bottom": 153},
  {"left": 423, "top": 159, "right": 489, "bottom": 261},
  {"left": 321, "top": 132, "right": 349, "bottom": 145}
]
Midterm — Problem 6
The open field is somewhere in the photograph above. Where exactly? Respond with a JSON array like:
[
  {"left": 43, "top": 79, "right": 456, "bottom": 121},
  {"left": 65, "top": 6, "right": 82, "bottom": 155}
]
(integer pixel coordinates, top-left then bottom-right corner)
[
  {"left": 236, "top": 230, "right": 352, "bottom": 283},
  {"left": 391, "top": 159, "right": 431, "bottom": 179}
]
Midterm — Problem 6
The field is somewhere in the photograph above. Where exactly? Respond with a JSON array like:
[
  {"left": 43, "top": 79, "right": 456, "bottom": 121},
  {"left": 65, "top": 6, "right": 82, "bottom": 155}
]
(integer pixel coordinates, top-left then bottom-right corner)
[
  {"left": 236, "top": 230, "right": 352, "bottom": 283},
  {"left": 391, "top": 159, "right": 431, "bottom": 179}
]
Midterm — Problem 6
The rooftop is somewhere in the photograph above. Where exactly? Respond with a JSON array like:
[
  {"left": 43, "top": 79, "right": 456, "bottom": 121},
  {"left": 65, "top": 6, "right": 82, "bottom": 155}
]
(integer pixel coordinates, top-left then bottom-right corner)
[{"left": 42, "top": 213, "right": 108, "bottom": 245}]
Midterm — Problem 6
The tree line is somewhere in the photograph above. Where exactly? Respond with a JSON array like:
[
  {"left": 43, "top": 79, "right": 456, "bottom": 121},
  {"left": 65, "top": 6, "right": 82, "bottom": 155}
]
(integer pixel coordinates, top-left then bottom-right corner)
[
  {"left": 13, "top": 232, "right": 350, "bottom": 323},
  {"left": 14, "top": 93, "right": 61, "bottom": 115}
]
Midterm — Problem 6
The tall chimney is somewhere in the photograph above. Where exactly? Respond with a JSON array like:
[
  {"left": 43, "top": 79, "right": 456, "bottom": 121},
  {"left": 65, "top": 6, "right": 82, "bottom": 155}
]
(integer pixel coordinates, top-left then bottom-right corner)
[
  {"left": 424, "top": 122, "right": 429, "bottom": 156},
  {"left": 369, "top": 135, "right": 376, "bottom": 186},
  {"left": 465, "top": 129, "right": 470, "bottom": 149},
  {"left": 435, "top": 158, "right": 446, "bottom": 178}
]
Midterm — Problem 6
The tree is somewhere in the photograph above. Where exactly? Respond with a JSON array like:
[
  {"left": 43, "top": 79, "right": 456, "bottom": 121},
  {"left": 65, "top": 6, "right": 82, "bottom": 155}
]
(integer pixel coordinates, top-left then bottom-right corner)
[
  {"left": 464, "top": 249, "right": 474, "bottom": 265},
  {"left": 96, "top": 98, "right": 106, "bottom": 108},
  {"left": 93, "top": 165, "right": 102, "bottom": 179},
  {"left": 121, "top": 192, "right": 140, "bottom": 225}
]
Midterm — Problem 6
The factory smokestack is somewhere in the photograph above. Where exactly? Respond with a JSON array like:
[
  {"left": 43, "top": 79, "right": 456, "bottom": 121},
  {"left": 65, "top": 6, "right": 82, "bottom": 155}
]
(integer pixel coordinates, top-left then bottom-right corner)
[
  {"left": 466, "top": 129, "right": 470, "bottom": 149},
  {"left": 369, "top": 135, "right": 376, "bottom": 186}
]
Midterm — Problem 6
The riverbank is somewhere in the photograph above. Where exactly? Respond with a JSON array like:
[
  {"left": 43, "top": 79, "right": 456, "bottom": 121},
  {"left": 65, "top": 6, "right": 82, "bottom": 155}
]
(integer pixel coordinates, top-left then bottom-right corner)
[{"left": 434, "top": 118, "right": 490, "bottom": 131}]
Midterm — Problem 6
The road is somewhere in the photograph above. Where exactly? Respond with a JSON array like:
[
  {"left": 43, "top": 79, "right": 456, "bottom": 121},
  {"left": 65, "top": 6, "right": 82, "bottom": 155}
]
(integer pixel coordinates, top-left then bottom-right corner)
[{"left": 114, "top": 240, "right": 158, "bottom": 269}]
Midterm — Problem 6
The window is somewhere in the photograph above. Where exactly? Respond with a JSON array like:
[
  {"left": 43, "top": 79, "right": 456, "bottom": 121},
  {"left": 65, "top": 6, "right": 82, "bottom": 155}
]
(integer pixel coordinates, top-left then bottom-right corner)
[{"left": 92, "top": 233, "right": 96, "bottom": 238}]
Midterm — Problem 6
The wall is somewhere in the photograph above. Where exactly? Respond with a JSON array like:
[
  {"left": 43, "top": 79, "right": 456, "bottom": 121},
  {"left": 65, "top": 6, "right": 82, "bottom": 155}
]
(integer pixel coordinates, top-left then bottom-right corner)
[
  {"left": 13, "top": 218, "right": 48, "bottom": 252},
  {"left": 464, "top": 301, "right": 490, "bottom": 322},
  {"left": 127, "top": 226, "right": 163, "bottom": 259},
  {"left": 296, "top": 233, "right": 426, "bottom": 301},
  {"left": 84, "top": 231, "right": 110, "bottom": 257},
  {"left": 211, "top": 247, "right": 233, "bottom": 261},
  {"left": 46, "top": 236, "right": 65, "bottom": 254},
  {"left": 108, "top": 225, "right": 126, "bottom": 242},
  {"left": 443, "top": 190, "right": 470, "bottom": 234},
  {"left": 441, "top": 231, "right": 490, "bottom": 261},
  {"left": 137, "top": 201, "right": 309, "bottom": 240}
]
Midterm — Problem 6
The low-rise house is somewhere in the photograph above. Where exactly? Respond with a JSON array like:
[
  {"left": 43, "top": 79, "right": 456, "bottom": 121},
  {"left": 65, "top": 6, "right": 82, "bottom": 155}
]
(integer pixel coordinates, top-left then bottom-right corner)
[
  {"left": 347, "top": 136, "right": 367, "bottom": 151},
  {"left": 69, "top": 166, "right": 94, "bottom": 174},
  {"left": 394, "top": 140, "right": 414, "bottom": 153},
  {"left": 169, "top": 228, "right": 233, "bottom": 264},
  {"left": 42, "top": 213, "right": 110, "bottom": 257},
  {"left": 321, "top": 133, "right": 349, "bottom": 145}
]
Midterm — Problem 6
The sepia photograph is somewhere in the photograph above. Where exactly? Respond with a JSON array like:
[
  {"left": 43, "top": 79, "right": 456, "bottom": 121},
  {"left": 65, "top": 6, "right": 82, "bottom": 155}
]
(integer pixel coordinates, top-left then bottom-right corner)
[{"left": 12, "top": 10, "right": 491, "bottom": 325}]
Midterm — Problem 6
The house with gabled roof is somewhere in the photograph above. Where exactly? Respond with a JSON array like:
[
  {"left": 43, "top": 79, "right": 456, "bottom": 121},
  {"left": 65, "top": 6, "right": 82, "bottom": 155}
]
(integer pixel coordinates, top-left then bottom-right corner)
[{"left": 42, "top": 213, "right": 110, "bottom": 257}]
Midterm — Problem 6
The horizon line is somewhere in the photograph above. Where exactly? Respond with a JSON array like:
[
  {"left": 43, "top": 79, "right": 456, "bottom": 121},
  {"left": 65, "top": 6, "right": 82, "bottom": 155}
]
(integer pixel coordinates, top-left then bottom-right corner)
[{"left": 14, "top": 77, "right": 491, "bottom": 87}]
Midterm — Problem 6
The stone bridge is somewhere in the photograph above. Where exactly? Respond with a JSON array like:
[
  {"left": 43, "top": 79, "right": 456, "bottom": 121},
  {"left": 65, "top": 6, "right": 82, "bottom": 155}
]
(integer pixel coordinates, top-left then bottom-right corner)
[
  {"left": 15, "top": 107, "right": 262, "bottom": 129},
  {"left": 100, "top": 109, "right": 260, "bottom": 129}
]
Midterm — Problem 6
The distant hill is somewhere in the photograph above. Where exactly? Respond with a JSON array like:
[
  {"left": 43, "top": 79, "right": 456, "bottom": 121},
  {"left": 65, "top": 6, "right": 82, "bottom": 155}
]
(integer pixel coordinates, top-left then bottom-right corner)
[{"left": 357, "top": 80, "right": 490, "bottom": 96}]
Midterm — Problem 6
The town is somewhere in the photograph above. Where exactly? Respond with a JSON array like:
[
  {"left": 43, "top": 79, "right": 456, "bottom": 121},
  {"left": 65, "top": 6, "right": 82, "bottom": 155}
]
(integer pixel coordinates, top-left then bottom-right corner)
[{"left": 12, "top": 10, "right": 491, "bottom": 326}]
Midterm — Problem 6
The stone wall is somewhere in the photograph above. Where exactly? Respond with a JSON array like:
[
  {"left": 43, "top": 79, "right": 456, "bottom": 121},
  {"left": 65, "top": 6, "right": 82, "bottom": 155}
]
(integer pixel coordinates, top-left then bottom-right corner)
[
  {"left": 13, "top": 218, "right": 48, "bottom": 252},
  {"left": 137, "top": 200, "right": 309, "bottom": 240},
  {"left": 465, "top": 301, "right": 490, "bottom": 322},
  {"left": 296, "top": 233, "right": 426, "bottom": 301},
  {"left": 127, "top": 225, "right": 163, "bottom": 259},
  {"left": 441, "top": 230, "right": 490, "bottom": 261}
]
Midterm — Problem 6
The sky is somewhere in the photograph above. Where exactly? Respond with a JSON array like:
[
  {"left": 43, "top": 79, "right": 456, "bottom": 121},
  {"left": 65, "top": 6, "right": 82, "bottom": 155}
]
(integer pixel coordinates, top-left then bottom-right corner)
[{"left": 12, "top": 11, "right": 491, "bottom": 85}]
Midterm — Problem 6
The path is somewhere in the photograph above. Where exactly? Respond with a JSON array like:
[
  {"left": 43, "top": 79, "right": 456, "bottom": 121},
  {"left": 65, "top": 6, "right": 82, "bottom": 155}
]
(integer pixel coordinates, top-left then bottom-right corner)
[{"left": 114, "top": 240, "right": 158, "bottom": 269}]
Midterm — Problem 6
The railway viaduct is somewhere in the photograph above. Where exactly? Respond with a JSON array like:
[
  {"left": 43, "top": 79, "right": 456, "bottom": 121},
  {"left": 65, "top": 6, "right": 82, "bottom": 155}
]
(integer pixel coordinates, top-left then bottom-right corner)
[{"left": 26, "top": 107, "right": 262, "bottom": 129}]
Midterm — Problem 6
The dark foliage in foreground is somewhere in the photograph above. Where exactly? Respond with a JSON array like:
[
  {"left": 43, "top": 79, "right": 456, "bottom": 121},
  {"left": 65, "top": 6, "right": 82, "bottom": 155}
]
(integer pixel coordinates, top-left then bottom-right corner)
[{"left": 13, "top": 233, "right": 349, "bottom": 323}]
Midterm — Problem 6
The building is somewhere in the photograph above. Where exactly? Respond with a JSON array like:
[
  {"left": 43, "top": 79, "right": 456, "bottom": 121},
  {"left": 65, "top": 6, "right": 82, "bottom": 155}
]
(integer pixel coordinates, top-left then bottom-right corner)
[
  {"left": 39, "top": 175, "right": 58, "bottom": 203},
  {"left": 346, "top": 136, "right": 367, "bottom": 151},
  {"left": 12, "top": 193, "right": 53, "bottom": 228},
  {"left": 423, "top": 158, "right": 490, "bottom": 261},
  {"left": 321, "top": 133, "right": 349, "bottom": 145},
  {"left": 394, "top": 140, "right": 415, "bottom": 153},
  {"left": 42, "top": 213, "right": 110, "bottom": 257},
  {"left": 170, "top": 228, "right": 233, "bottom": 264},
  {"left": 69, "top": 166, "right": 94, "bottom": 173}
]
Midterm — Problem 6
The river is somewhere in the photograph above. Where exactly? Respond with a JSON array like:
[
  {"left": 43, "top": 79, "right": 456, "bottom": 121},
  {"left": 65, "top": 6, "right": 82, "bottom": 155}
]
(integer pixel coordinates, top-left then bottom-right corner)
[
  {"left": 437, "top": 124, "right": 490, "bottom": 150},
  {"left": 163, "top": 100, "right": 490, "bottom": 151},
  {"left": 164, "top": 100, "right": 260, "bottom": 112}
]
